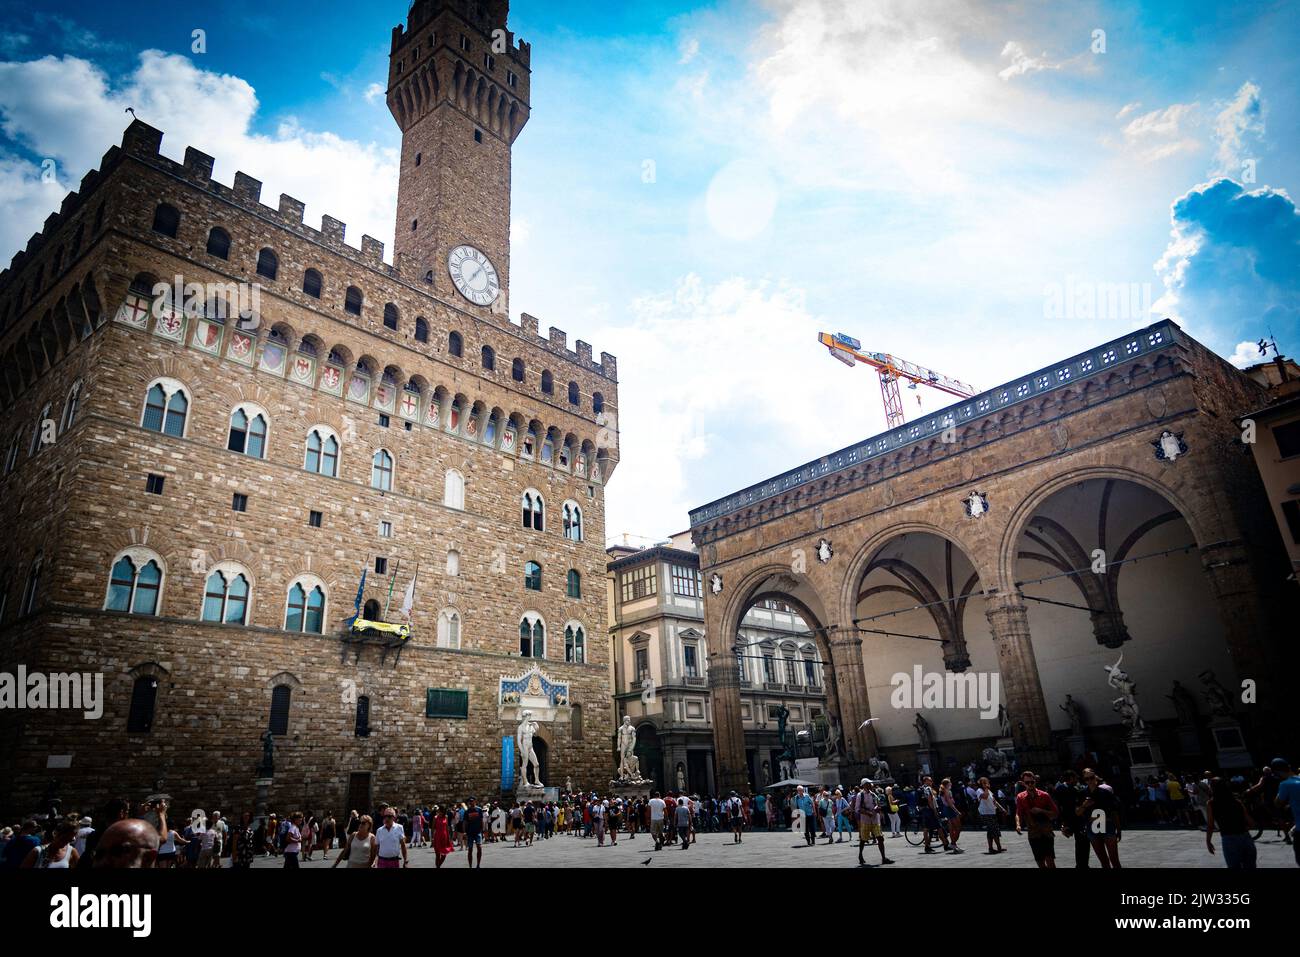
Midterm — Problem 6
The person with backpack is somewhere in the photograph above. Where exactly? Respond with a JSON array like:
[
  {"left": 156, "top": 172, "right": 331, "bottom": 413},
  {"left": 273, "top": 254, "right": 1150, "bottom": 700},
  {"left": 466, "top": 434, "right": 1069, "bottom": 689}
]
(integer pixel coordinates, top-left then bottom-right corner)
[
  {"left": 854, "top": 779, "right": 894, "bottom": 866},
  {"left": 726, "top": 791, "right": 745, "bottom": 843}
]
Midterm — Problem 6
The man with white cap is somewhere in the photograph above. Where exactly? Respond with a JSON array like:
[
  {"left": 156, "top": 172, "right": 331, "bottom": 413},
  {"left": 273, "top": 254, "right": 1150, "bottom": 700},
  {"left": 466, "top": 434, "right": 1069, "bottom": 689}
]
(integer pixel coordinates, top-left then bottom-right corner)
[
  {"left": 74, "top": 817, "right": 94, "bottom": 857},
  {"left": 854, "top": 778, "right": 894, "bottom": 867}
]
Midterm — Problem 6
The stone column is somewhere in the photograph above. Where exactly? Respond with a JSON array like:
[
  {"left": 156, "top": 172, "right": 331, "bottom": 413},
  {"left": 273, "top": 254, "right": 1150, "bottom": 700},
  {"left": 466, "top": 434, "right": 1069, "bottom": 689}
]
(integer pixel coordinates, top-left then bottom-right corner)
[
  {"left": 707, "top": 648, "right": 749, "bottom": 795},
  {"left": 826, "top": 629, "right": 875, "bottom": 767},
  {"left": 985, "top": 593, "right": 1056, "bottom": 770}
]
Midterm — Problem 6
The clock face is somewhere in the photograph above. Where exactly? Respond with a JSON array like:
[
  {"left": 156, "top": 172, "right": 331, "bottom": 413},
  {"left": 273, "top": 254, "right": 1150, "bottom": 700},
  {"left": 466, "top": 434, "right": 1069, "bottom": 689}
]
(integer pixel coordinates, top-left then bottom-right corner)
[{"left": 447, "top": 244, "right": 500, "bottom": 306}]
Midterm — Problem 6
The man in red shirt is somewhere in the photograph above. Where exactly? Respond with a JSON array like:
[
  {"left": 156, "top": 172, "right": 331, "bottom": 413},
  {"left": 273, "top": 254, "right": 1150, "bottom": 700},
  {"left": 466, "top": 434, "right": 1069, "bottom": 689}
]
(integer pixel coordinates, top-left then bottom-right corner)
[{"left": 1014, "top": 770, "right": 1059, "bottom": 869}]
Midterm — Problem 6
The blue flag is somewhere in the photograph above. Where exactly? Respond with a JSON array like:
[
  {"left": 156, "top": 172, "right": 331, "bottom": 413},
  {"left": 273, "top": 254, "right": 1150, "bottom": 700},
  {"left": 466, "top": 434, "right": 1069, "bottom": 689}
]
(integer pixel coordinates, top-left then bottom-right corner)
[{"left": 353, "top": 564, "right": 367, "bottom": 617}]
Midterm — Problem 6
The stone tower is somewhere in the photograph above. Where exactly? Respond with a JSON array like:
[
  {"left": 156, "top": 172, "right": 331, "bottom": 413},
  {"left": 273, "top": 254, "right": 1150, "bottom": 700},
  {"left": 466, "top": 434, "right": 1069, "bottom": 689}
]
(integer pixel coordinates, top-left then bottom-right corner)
[{"left": 388, "top": 0, "right": 531, "bottom": 316}]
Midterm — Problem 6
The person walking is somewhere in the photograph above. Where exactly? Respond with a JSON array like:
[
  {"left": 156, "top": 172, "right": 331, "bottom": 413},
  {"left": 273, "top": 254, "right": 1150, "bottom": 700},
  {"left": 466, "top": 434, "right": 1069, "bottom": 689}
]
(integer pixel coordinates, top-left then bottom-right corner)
[
  {"left": 430, "top": 807, "right": 454, "bottom": 868},
  {"left": 463, "top": 798, "right": 485, "bottom": 868},
  {"left": 1054, "top": 770, "right": 1091, "bottom": 867},
  {"left": 374, "top": 808, "right": 408, "bottom": 868},
  {"left": 1014, "top": 771, "right": 1059, "bottom": 869},
  {"left": 854, "top": 779, "right": 894, "bottom": 867},
  {"left": 231, "top": 812, "right": 255, "bottom": 869},
  {"left": 795, "top": 786, "right": 816, "bottom": 847},
  {"left": 1205, "top": 776, "right": 1256, "bottom": 869},
  {"left": 648, "top": 791, "right": 667, "bottom": 850},
  {"left": 884, "top": 785, "right": 902, "bottom": 838},
  {"left": 333, "top": 814, "right": 377, "bottom": 869},
  {"left": 675, "top": 797, "right": 692, "bottom": 849},
  {"left": 411, "top": 807, "right": 424, "bottom": 848},
  {"left": 321, "top": 812, "right": 336, "bottom": 853},
  {"left": 1078, "top": 768, "right": 1122, "bottom": 868},
  {"left": 976, "top": 777, "right": 1007, "bottom": 854},
  {"left": 727, "top": 791, "right": 745, "bottom": 844},
  {"left": 918, "top": 776, "right": 952, "bottom": 853},
  {"left": 20, "top": 819, "right": 78, "bottom": 869},
  {"left": 282, "top": 812, "right": 303, "bottom": 869}
]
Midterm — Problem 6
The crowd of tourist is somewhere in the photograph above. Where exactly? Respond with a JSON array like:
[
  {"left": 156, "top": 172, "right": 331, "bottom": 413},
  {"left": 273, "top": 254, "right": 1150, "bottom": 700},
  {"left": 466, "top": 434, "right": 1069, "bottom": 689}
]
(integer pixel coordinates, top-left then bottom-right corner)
[{"left": 2, "top": 758, "right": 1295, "bottom": 869}]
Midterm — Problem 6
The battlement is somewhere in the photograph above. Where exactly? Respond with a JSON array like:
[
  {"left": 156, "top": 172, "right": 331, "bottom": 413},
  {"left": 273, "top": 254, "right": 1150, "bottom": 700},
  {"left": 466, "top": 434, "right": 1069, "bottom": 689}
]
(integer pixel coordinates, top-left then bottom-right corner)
[
  {"left": 391, "top": 0, "right": 530, "bottom": 66},
  {"left": 1, "top": 119, "right": 616, "bottom": 380}
]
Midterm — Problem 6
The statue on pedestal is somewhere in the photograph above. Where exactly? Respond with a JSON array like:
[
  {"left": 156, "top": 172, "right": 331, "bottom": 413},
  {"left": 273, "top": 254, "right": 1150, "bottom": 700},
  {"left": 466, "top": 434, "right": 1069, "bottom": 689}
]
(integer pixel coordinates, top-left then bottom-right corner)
[
  {"left": 615, "top": 716, "right": 645, "bottom": 783},
  {"left": 1059, "top": 695, "right": 1084, "bottom": 735},
  {"left": 1165, "top": 681, "right": 1199, "bottom": 725},
  {"left": 516, "top": 710, "right": 543, "bottom": 789},
  {"left": 1104, "top": 654, "right": 1145, "bottom": 733},
  {"left": 824, "top": 714, "right": 846, "bottom": 762},
  {"left": 258, "top": 730, "right": 275, "bottom": 777},
  {"left": 997, "top": 704, "right": 1012, "bottom": 739},
  {"left": 867, "top": 755, "right": 892, "bottom": 783},
  {"left": 913, "top": 713, "right": 932, "bottom": 750},
  {"left": 1198, "top": 670, "right": 1235, "bottom": 718}
]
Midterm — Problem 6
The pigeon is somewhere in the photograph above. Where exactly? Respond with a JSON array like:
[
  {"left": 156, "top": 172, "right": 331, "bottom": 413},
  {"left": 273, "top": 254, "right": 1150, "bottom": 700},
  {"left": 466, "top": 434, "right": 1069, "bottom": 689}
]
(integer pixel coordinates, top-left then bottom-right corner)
[{"left": 858, "top": 717, "right": 878, "bottom": 730}]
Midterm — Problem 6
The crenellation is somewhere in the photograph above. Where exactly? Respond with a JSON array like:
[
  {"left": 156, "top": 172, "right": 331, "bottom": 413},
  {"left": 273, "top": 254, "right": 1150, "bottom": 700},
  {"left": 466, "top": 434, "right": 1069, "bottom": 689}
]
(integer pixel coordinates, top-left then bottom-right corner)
[
  {"left": 548, "top": 326, "right": 566, "bottom": 349},
  {"left": 320, "top": 214, "right": 347, "bottom": 244},
  {"left": 232, "top": 171, "right": 263, "bottom": 204},
  {"left": 183, "top": 146, "right": 215, "bottom": 183},
  {"left": 361, "top": 234, "right": 386, "bottom": 263},
  {"left": 575, "top": 340, "right": 592, "bottom": 365},
  {"left": 278, "top": 193, "right": 306, "bottom": 225},
  {"left": 600, "top": 352, "right": 617, "bottom": 379},
  {"left": 520, "top": 312, "right": 538, "bottom": 336},
  {"left": 121, "top": 119, "right": 163, "bottom": 159}
]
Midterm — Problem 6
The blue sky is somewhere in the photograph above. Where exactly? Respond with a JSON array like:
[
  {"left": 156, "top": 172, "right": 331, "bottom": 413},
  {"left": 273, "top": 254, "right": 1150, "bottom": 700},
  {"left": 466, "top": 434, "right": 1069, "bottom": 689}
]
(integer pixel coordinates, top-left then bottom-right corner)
[{"left": 2, "top": 0, "right": 1297, "bottom": 543}]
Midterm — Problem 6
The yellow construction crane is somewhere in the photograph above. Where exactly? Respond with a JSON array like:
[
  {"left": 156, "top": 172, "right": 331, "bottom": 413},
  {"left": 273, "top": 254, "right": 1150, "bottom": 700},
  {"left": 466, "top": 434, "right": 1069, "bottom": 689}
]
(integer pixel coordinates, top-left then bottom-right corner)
[{"left": 819, "top": 332, "right": 979, "bottom": 430}]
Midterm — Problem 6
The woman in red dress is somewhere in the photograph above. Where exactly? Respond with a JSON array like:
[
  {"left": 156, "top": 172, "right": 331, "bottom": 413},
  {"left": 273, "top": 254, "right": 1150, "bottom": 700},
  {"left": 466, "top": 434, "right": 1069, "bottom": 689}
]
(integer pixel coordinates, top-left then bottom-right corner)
[{"left": 432, "top": 806, "right": 454, "bottom": 868}]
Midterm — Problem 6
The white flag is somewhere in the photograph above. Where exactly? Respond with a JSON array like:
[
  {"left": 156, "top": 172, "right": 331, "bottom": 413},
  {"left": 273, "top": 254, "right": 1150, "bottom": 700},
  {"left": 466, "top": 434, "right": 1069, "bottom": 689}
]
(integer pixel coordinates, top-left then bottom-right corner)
[{"left": 400, "top": 574, "right": 416, "bottom": 621}]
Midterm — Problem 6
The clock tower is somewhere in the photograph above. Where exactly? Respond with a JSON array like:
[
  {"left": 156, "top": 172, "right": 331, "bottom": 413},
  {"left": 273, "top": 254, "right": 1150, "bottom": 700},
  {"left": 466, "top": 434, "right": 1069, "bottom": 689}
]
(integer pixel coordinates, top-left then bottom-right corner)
[{"left": 387, "top": 0, "right": 530, "bottom": 315}]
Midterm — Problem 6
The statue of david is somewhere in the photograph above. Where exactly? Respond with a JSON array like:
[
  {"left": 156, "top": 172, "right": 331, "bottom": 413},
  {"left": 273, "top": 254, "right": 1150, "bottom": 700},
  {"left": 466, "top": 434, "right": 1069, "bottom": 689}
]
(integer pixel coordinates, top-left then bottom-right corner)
[{"left": 516, "top": 709, "right": 543, "bottom": 789}]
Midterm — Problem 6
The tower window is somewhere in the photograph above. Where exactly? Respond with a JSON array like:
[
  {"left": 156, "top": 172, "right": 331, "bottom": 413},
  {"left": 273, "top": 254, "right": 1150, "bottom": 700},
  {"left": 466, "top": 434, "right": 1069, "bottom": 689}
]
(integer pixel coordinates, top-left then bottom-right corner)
[
  {"left": 411, "top": 219, "right": 418, "bottom": 231},
  {"left": 309, "top": 510, "right": 323, "bottom": 528},
  {"left": 232, "top": 493, "right": 248, "bottom": 512},
  {"left": 302, "top": 269, "right": 323, "bottom": 298},
  {"left": 512, "top": 358, "right": 525, "bottom": 383},
  {"left": 152, "top": 203, "right": 180, "bottom": 238},
  {"left": 484, "top": 53, "right": 495, "bottom": 71},
  {"left": 459, "top": 34, "right": 470, "bottom": 52},
  {"left": 424, "top": 270, "right": 434, "bottom": 284},
  {"left": 448, "top": 331, "right": 463, "bottom": 357},
  {"left": 256, "top": 248, "right": 279, "bottom": 281},
  {"left": 541, "top": 370, "right": 553, "bottom": 395},
  {"left": 345, "top": 286, "right": 363, "bottom": 316},
  {"left": 474, "top": 129, "right": 483, "bottom": 143},
  {"left": 206, "top": 227, "right": 231, "bottom": 260},
  {"left": 414, "top": 317, "right": 429, "bottom": 342},
  {"left": 146, "top": 474, "right": 165, "bottom": 495},
  {"left": 508, "top": 71, "right": 517, "bottom": 88},
  {"left": 481, "top": 345, "right": 495, "bottom": 371},
  {"left": 383, "top": 303, "right": 399, "bottom": 330},
  {"left": 415, "top": 153, "right": 422, "bottom": 167}
]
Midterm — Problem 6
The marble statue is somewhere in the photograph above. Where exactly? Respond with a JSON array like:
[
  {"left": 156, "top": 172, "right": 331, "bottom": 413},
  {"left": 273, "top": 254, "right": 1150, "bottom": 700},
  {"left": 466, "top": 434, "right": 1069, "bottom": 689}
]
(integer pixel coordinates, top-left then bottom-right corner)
[
  {"left": 913, "top": 713, "right": 932, "bottom": 750},
  {"left": 867, "top": 755, "right": 892, "bottom": 783},
  {"left": 1165, "top": 680, "right": 1199, "bottom": 725},
  {"left": 982, "top": 746, "right": 1010, "bottom": 778},
  {"left": 1059, "top": 694, "right": 1084, "bottom": 735},
  {"left": 1199, "top": 670, "right": 1235, "bottom": 718},
  {"left": 1104, "top": 653, "right": 1145, "bottom": 733},
  {"left": 516, "top": 710, "right": 543, "bottom": 788},
  {"left": 997, "top": 704, "right": 1012, "bottom": 738},
  {"left": 616, "top": 715, "right": 642, "bottom": 781},
  {"left": 824, "top": 714, "right": 845, "bottom": 761},
  {"left": 676, "top": 764, "right": 686, "bottom": 791},
  {"left": 565, "top": 776, "right": 573, "bottom": 794}
]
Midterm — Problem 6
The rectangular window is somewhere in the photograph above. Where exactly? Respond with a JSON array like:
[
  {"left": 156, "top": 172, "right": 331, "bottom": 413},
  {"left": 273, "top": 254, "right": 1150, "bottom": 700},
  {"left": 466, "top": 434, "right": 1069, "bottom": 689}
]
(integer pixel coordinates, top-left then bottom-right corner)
[
  {"left": 145, "top": 474, "right": 164, "bottom": 495},
  {"left": 232, "top": 493, "right": 247, "bottom": 512},
  {"left": 507, "top": 70, "right": 517, "bottom": 88},
  {"left": 426, "top": 687, "right": 469, "bottom": 719},
  {"left": 635, "top": 648, "right": 649, "bottom": 682},
  {"left": 379, "top": 521, "right": 392, "bottom": 538},
  {"left": 762, "top": 655, "right": 775, "bottom": 683},
  {"left": 378, "top": 413, "right": 390, "bottom": 428},
  {"left": 804, "top": 658, "right": 818, "bottom": 685},
  {"left": 683, "top": 645, "right": 698, "bottom": 678},
  {"left": 484, "top": 52, "right": 495, "bottom": 71},
  {"left": 785, "top": 657, "right": 797, "bottom": 684},
  {"left": 309, "top": 510, "right": 322, "bottom": 528},
  {"left": 459, "top": 34, "right": 470, "bottom": 52},
  {"left": 671, "top": 563, "right": 700, "bottom": 597},
  {"left": 620, "top": 564, "right": 658, "bottom": 603},
  {"left": 474, "top": 128, "right": 483, "bottom": 143},
  {"left": 1273, "top": 420, "right": 1300, "bottom": 459},
  {"left": 375, "top": 557, "right": 388, "bottom": 575},
  {"left": 1281, "top": 499, "right": 1300, "bottom": 545}
]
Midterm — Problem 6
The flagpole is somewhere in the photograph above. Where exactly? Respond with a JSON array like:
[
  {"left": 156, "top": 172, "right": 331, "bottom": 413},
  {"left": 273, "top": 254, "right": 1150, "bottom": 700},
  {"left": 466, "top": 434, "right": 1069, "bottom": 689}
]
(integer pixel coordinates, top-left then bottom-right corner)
[{"left": 383, "top": 558, "right": 401, "bottom": 621}]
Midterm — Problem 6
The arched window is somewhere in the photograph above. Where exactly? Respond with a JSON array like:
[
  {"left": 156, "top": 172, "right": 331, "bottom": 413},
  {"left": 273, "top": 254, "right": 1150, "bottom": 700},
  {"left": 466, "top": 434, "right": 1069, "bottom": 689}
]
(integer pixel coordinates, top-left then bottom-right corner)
[
  {"left": 446, "top": 550, "right": 460, "bottom": 576},
  {"left": 448, "top": 331, "right": 463, "bottom": 357},
  {"left": 206, "top": 227, "right": 231, "bottom": 259},
  {"left": 522, "top": 490, "right": 544, "bottom": 530},
  {"left": 414, "top": 317, "right": 429, "bottom": 342},
  {"left": 512, "top": 358, "right": 525, "bottom": 382},
  {"left": 541, "top": 370, "right": 553, "bottom": 395},
  {"left": 519, "top": 614, "right": 545, "bottom": 658},
  {"left": 29, "top": 402, "right": 51, "bottom": 456},
  {"left": 285, "top": 580, "right": 325, "bottom": 633},
  {"left": 593, "top": 392, "right": 604, "bottom": 415},
  {"left": 227, "top": 406, "right": 268, "bottom": 458},
  {"left": 437, "top": 608, "right": 461, "bottom": 649},
  {"left": 61, "top": 380, "right": 83, "bottom": 433},
  {"left": 256, "top": 248, "right": 279, "bottom": 280},
  {"left": 371, "top": 449, "right": 394, "bottom": 491},
  {"left": 304, "top": 428, "right": 339, "bottom": 477},
  {"left": 141, "top": 380, "right": 189, "bottom": 437},
  {"left": 443, "top": 469, "right": 464, "bottom": 510},
  {"left": 268, "top": 685, "right": 291, "bottom": 735},
  {"left": 345, "top": 286, "right": 363, "bottom": 315},
  {"left": 105, "top": 553, "right": 162, "bottom": 616},
  {"left": 202, "top": 568, "right": 250, "bottom": 625},
  {"left": 563, "top": 501, "right": 583, "bottom": 542},
  {"left": 383, "top": 303, "right": 399, "bottom": 330},
  {"left": 568, "top": 381, "right": 579, "bottom": 405},
  {"left": 127, "top": 675, "right": 158, "bottom": 733},
  {"left": 152, "top": 203, "right": 180, "bottom": 238},
  {"left": 20, "top": 555, "right": 41, "bottom": 616},
  {"left": 567, "top": 569, "right": 581, "bottom": 598},
  {"left": 363, "top": 598, "right": 381, "bottom": 621},
  {"left": 303, "top": 269, "right": 323, "bottom": 298},
  {"left": 481, "top": 345, "right": 495, "bottom": 371},
  {"left": 354, "top": 695, "right": 371, "bottom": 736},
  {"left": 564, "top": 623, "right": 586, "bottom": 663},
  {"left": 524, "top": 561, "right": 542, "bottom": 591}
]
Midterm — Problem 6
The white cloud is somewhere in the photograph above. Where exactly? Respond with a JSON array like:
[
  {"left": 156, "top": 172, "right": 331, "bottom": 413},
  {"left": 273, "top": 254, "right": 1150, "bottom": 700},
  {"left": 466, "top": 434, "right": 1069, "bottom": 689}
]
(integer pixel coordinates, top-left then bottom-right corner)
[
  {"left": 1116, "top": 102, "right": 1141, "bottom": 120},
  {"left": 997, "top": 41, "right": 1059, "bottom": 80},
  {"left": 1226, "top": 340, "right": 1264, "bottom": 368},
  {"left": 1118, "top": 102, "right": 1200, "bottom": 162},
  {"left": 1211, "top": 81, "right": 1264, "bottom": 176},
  {"left": 364, "top": 82, "right": 386, "bottom": 103},
  {"left": 678, "top": 37, "right": 700, "bottom": 65},
  {"left": 0, "top": 51, "right": 398, "bottom": 263}
]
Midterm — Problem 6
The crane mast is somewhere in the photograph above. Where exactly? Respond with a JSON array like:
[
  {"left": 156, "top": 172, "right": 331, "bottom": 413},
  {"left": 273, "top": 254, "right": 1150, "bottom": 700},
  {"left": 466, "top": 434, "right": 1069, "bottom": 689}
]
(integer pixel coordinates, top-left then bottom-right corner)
[{"left": 818, "top": 332, "right": 979, "bottom": 430}]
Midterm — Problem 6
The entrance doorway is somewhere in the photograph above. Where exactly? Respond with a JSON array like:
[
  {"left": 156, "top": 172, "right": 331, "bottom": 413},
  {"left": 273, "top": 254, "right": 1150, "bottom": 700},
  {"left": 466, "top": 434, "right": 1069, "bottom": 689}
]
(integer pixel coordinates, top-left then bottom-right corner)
[{"left": 346, "top": 772, "right": 371, "bottom": 814}]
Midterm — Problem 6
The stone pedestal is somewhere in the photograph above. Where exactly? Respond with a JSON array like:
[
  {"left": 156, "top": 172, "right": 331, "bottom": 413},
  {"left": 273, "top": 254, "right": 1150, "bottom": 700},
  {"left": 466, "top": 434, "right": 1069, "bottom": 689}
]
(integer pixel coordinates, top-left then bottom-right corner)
[
  {"left": 1176, "top": 724, "right": 1201, "bottom": 758},
  {"left": 253, "top": 777, "right": 272, "bottom": 829},
  {"left": 915, "top": 749, "right": 937, "bottom": 779},
  {"left": 1208, "top": 719, "right": 1253, "bottom": 770},
  {"left": 610, "top": 779, "right": 652, "bottom": 802},
  {"left": 1125, "top": 732, "right": 1164, "bottom": 784},
  {"left": 1065, "top": 734, "right": 1087, "bottom": 763},
  {"left": 516, "top": 783, "right": 546, "bottom": 804}
]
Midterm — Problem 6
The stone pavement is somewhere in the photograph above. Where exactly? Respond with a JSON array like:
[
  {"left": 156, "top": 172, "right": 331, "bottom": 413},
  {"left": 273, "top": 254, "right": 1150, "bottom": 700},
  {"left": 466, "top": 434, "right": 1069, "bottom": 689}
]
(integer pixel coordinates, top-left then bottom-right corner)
[{"left": 253, "top": 826, "right": 1297, "bottom": 869}]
